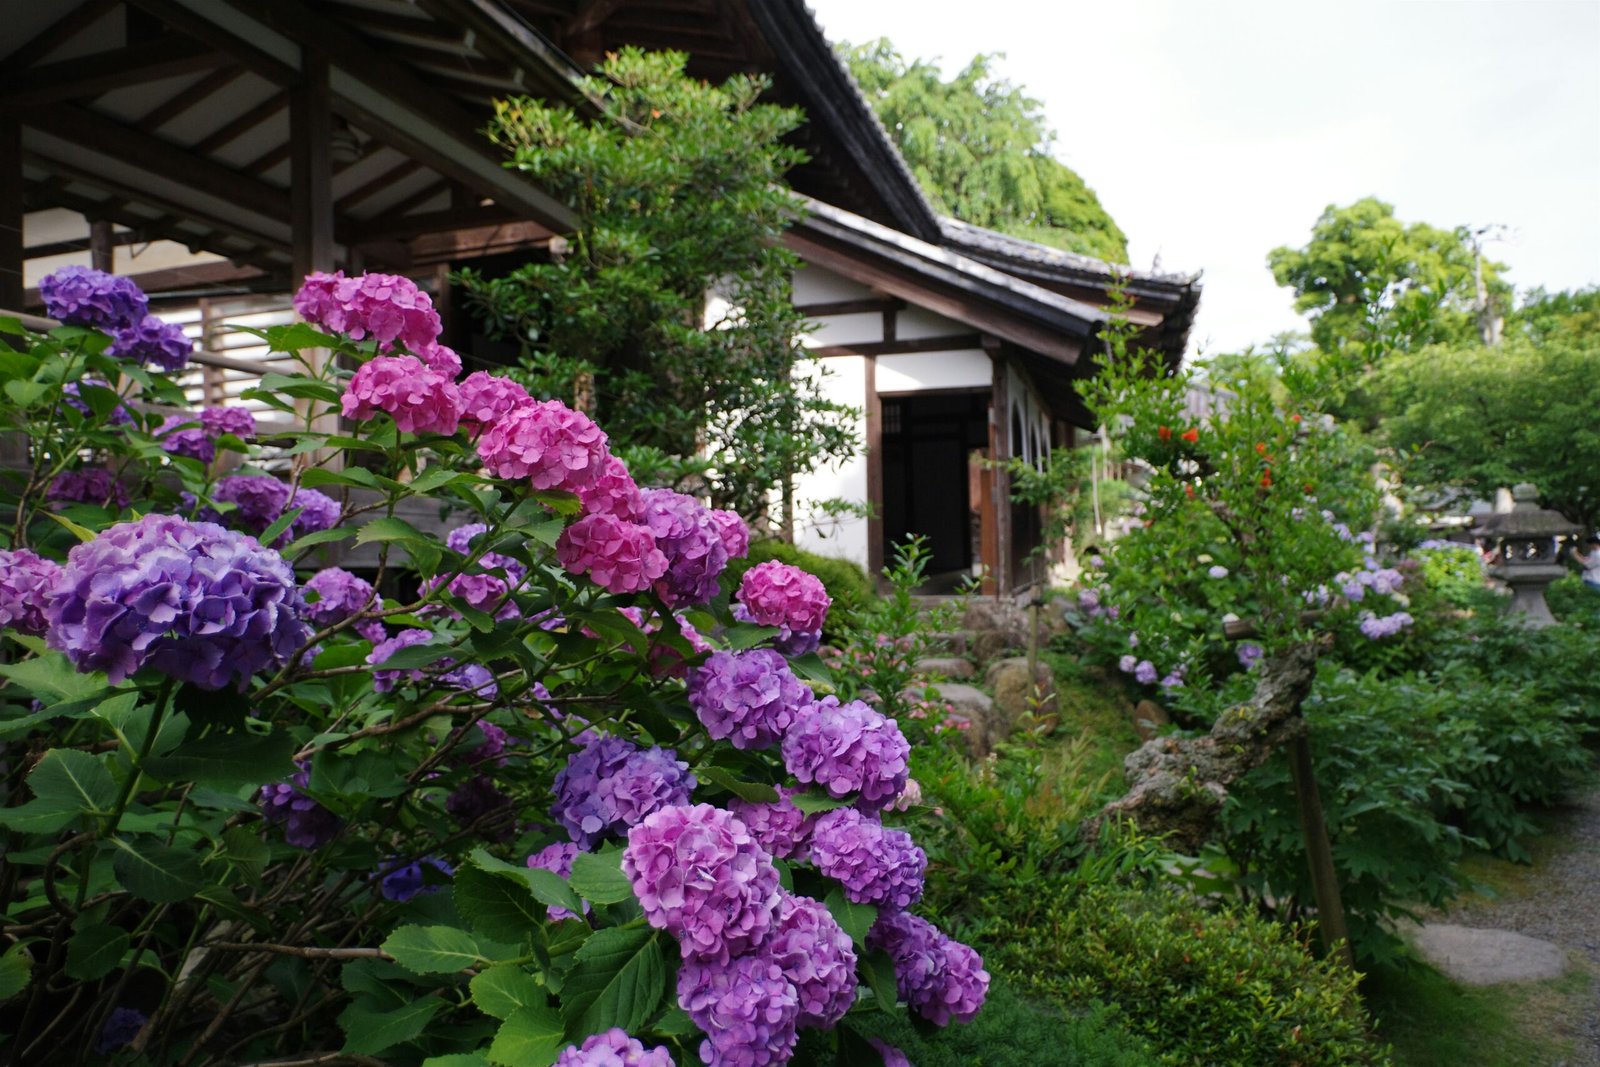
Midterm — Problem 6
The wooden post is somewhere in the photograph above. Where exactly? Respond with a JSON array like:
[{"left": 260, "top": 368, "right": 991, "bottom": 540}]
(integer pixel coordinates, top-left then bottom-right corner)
[
  {"left": 864, "top": 354, "right": 883, "bottom": 578},
  {"left": 89, "top": 219, "right": 115, "bottom": 273},
  {"left": 1286, "top": 731, "right": 1356, "bottom": 971},
  {"left": 0, "top": 118, "right": 22, "bottom": 310},
  {"left": 290, "top": 51, "right": 339, "bottom": 464}
]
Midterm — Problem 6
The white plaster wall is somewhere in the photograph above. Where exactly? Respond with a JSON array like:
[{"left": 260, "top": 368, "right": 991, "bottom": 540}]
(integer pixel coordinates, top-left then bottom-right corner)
[
  {"left": 895, "top": 306, "right": 967, "bottom": 341},
  {"left": 804, "top": 312, "right": 883, "bottom": 347},
  {"left": 793, "top": 264, "right": 873, "bottom": 305},
  {"left": 790, "top": 354, "right": 871, "bottom": 569},
  {"left": 877, "top": 348, "right": 991, "bottom": 393}
]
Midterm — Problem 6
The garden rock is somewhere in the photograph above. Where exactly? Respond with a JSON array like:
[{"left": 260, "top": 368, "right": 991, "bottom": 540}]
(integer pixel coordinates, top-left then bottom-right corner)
[
  {"left": 1409, "top": 924, "right": 1568, "bottom": 986},
  {"left": 928, "top": 682, "right": 999, "bottom": 755},
  {"left": 915, "top": 656, "right": 975, "bottom": 681},
  {"left": 985, "top": 657, "right": 1058, "bottom": 722},
  {"left": 971, "top": 627, "right": 1025, "bottom": 664},
  {"left": 1132, "top": 699, "right": 1170, "bottom": 741},
  {"left": 961, "top": 598, "right": 1026, "bottom": 633},
  {"left": 927, "top": 631, "right": 973, "bottom": 657}
]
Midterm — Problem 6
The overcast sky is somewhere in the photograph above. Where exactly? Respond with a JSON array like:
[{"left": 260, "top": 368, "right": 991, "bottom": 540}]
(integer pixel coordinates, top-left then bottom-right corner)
[{"left": 804, "top": 0, "right": 1600, "bottom": 356}]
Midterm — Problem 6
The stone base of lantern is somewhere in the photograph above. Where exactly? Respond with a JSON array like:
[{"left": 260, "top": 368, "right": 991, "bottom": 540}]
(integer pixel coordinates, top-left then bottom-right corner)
[{"left": 1489, "top": 563, "right": 1567, "bottom": 628}]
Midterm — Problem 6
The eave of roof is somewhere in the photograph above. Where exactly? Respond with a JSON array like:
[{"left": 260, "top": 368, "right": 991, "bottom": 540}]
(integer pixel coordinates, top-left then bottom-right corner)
[{"left": 939, "top": 216, "right": 1201, "bottom": 298}]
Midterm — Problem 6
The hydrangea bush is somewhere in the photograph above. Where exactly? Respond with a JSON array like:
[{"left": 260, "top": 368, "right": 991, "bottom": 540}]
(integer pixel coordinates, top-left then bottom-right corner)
[{"left": 0, "top": 268, "right": 979, "bottom": 1065}]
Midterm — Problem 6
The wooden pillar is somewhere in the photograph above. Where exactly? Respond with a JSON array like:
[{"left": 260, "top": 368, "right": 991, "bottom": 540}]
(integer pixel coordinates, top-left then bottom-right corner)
[
  {"left": 290, "top": 53, "right": 334, "bottom": 283},
  {"left": 89, "top": 220, "right": 115, "bottom": 273},
  {"left": 0, "top": 118, "right": 23, "bottom": 311},
  {"left": 864, "top": 354, "right": 884, "bottom": 581},
  {"left": 986, "top": 335, "right": 1009, "bottom": 597}
]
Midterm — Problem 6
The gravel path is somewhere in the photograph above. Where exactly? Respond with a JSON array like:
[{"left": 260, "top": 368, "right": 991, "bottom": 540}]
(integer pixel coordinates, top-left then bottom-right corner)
[{"left": 1445, "top": 771, "right": 1600, "bottom": 1065}]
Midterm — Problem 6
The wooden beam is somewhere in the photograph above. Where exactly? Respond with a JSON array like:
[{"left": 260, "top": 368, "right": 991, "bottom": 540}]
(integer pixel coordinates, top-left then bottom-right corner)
[
  {"left": 290, "top": 53, "right": 335, "bottom": 281},
  {"left": 0, "top": 37, "right": 220, "bottom": 112},
  {"left": 794, "top": 297, "right": 903, "bottom": 318},
  {"left": 89, "top": 220, "right": 115, "bottom": 272},
  {"left": 358, "top": 177, "right": 447, "bottom": 223},
  {"left": 808, "top": 333, "right": 983, "bottom": 359},
  {"left": 136, "top": 66, "right": 248, "bottom": 132},
  {"left": 123, "top": 0, "right": 300, "bottom": 85},
  {"left": 189, "top": 91, "right": 289, "bottom": 156},
  {"left": 0, "top": 0, "right": 120, "bottom": 68},
  {"left": 30, "top": 103, "right": 292, "bottom": 222},
  {"left": 336, "top": 160, "right": 426, "bottom": 214},
  {"left": 0, "top": 119, "right": 21, "bottom": 309},
  {"left": 344, "top": 202, "right": 520, "bottom": 244},
  {"left": 25, "top": 228, "right": 144, "bottom": 260}
]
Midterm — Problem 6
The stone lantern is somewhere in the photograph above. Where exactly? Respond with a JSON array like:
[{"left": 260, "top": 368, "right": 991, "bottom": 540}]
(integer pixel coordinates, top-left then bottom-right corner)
[{"left": 1471, "top": 483, "right": 1580, "bottom": 627}]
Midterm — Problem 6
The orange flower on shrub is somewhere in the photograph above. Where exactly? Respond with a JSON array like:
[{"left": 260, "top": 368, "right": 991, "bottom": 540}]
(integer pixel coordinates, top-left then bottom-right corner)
[
  {"left": 1157, "top": 425, "right": 1172, "bottom": 441},
  {"left": 1180, "top": 428, "right": 1199, "bottom": 444}
]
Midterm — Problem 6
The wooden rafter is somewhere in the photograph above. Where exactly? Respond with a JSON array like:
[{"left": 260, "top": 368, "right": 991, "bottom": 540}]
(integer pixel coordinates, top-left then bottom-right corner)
[
  {"left": 0, "top": 0, "right": 120, "bottom": 68},
  {"left": 335, "top": 159, "right": 425, "bottom": 213},
  {"left": 136, "top": 66, "right": 248, "bottom": 132},
  {"left": 0, "top": 36, "right": 221, "bottom": 112},
  {"left": 189, "top": 90, "right": 288, "bottom": 156},
  {"left": 352, "top": 176, "right": 447, "bottom": 223}
]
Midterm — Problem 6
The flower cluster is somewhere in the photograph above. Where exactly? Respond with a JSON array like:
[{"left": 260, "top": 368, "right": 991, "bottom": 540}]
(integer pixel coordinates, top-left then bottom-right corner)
[
  {"left": 259, "top": 763, "right": 343, "bottom": 850},
  {"left": 726, "top": 786, "right": 814, "bottom": 861},
  {"left": 869, "top": 1039, "right": 913, "bottom": 1067},
  {"left": 551, "top": 733, "right": 696, "bottom": 849},
  {"left": 63, "top": 380, "right": 132, "bottom": 426},
  {"left": 0, "top": 549, "right": 62, "bottom": 636},
  {"left": 456, "top": 370, "right": 530, "bottom": 436},
  {"left": 40, "top": 266, "right": 147, "bottom": 331},
  {"left": 379, "top": 857, "right": 453, "bottom": 902},
  {"left": 712, "top": 509, "right": 750, "bottom": 560},
  {"left": 678, "top": 954, "right": 799, "bottom": 1067},
  {"left": 578, "top": 454, "right": 645, "bottom": 522},
  {"left": 46, "top": 514, "right": 309, "bottom": 689},
  {"left": 807, "top": 808, "right": 925, "bottom": 911},
  {"left": 368, "top": 630, "right": 492, "bottom": 697},
  {"left": 527, "top": 842, "right": 587, "bottom": 922},
  {"left": 688, "top": 649, "right": 813, "bottom": 750},
  {"left": 762, "top": 892, "right": 858, "bottom": 1028},
  {"left": 554, "top": 1029, "right": 674, "bottom": 1067},
  {"left": 477, "top": 398, "right": 609, "bottom": 490},
  {"left": 108, "top": 315, "right": 192, "bottom": 371},
  {"left": 781, "top": 698, "right": 910, "bottom": 809},
  {"left": 640, "top": 489, "right": 730, "bottom": 608},
  {"left": 201, "top": 406, "right": 257, "bottom": 439},
  {"left": 155, "top": 414, "right": 216, "bottom": 463},
  {"left": 557, "top": 513, "right": 668, "bottom": 594},
  {"left": 293, "top": 271, "right": 442, "bottom": 353},
  {"left": 341, "top": 355, "right": 461, "bottom": 436},
  {"left": 48, "top": 466, "right": 128, "bottom": 509},
  {"left": 868, "top": 911, "right": 990, "bottom": 1026},
  {"left": 302, "top": 568, "right": 384, "bottom": 642},
  {"left": 1359, "top": 611, "right": 1415, "bottom": 639},
  {"left": 212, "top": 474, "right": 289, "bottom": 535},
  {"left": 287, "top": 487, "right": 342, "bottom": 541},
  {"left": 735, "top": 562, "right": 830, "bottom": 655}
]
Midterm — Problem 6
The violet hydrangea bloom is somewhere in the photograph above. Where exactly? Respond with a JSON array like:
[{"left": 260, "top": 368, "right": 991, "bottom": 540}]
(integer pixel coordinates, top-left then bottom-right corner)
[
  {"left": 781, "top": 698, "right": 910, "bottom": 810},
  {"left": 286, "top": 487, "right": 341, "bottom": 541},
  {"left": 762, "top": 891, "right": 858, "bottom": 1027},
  {"left": 259, "top": 763, "right": 343, "bottom": 849},
  {"left": 476, "top": 398, "right": 609, "bottom": 490},
  {"left": 597, "top": 746, "right": 696, "bottom": 830},
  {"left": 379, "top": 856, "right": 453, "bottom": 902},
  {"left": 808, "top": 808, "right": 925, "bottom": 911},
  {"left": 1359, "top": 611, "right": 1415, "bottom": 639},
  {"left": 687, "top": 648, "right": 813, "bottom": 750},
  {"left": 446, "top": 773, "right": 514, "bottom": 840},
  {"left": 869, "top": 1038, "right": 914, "bottom": 1067},
  {"left": 46, "top": 514, "right": 309, "bottom": 689},
  {"left": 48, "top": 466, "right": 128, "bottom": 509},
  {"left": 868, "top": 911, "right": 990, "bottom": 1027},
  {"left": 40, "top": 266, "right": 147, "bottom": 332},
  {"left": 368, "top": 629, "right": 434, "bottom": 692},
  {"left": 94, "top": 1006, "right": 149, "bottom": 1055},
  {"left": 155, "top": 414, "right": 215, "bottom": 464},
  {"left": 1133, "top": 660, "right": 1157, "bottom": 685},
  {"left": 0, "top": 548, "right": 62, "bottom": 636},
  {"left": 303, "top": 567, "right": 384, "bottom": 641},
  {"left": 711, "top": 509, "right": 750, "bottom": 560},
  {"left": 623, "top": 803, "right": 780, "bottom": 962},
  {"left": 527, "top": 841, "right": 588, "bottom": 922},
  {"left": 341, "top": 354, "right": 461, "bottom": 436},
  {"left": 108, "top": 314, "right": 192, "bottom": 371},
  {"left": 200, "top": 406, "right": 257, "bottom": 440},
  {"left": 446, "top": 523, "right": 527, "bottom": 582},
  {"left": 213, "top": 474, "right": 289, "bottom": 535},
  {"left": 1237, "top": 643, "right": 1263, "bottom": 670},
  {"left": 293, "top": 270, "right": 442, "bottom": 352},
  {"left": 677, "top": 953, "right": 799, "bottom": 1067},
  {"left": 554, "top": 1028, "right": 675, "bottom": 1067},
  {"left": 551, "top": 732, "right": 640, "bottom": 848},
  {"left": 727, "top": 786, "right": 814, "bottom": 860},
  {"left": 578, "top": 454, "right": 644, "bottom": 521},
  {"left": 556, "top": 513, "right": 668, "bottom": 594},
  {"left": 638, "top": 488, "right": 729, "bottom": 608},
  {"left": 734, "top": 561, "right": 830, "bottom": 655},
  {"left": 456, "top": 371, "right": 530, "bottom": 436}
]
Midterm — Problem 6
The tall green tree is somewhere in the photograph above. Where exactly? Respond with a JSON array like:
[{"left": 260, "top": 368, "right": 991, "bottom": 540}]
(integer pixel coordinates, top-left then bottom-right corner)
[
  {"left": 1267, "top": 197, "right": 1508, "bottom": 359},
  {"left": 460, "top": 48, "right": 858, "bottom": 523},
  {"left": 841, "top": 40, "right": 1129, "bottom": 263}
]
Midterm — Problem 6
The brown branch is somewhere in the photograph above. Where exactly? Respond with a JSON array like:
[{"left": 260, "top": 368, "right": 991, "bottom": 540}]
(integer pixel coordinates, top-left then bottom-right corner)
[{"left": 203, "top": 941, "right": 391, "bottom": 961}]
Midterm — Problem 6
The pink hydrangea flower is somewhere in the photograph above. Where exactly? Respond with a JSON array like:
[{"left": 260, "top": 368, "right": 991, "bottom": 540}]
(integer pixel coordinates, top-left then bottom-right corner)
[
  {"left": 727, "top": 786, "right": 815, "bottom": 860},
  {"left": 711, "top": 509, "right": 751, "bottom": 559},
  {"left": 293, "top": 270, "right": 441, "bottom": 352},
  {"left": 737, "top": 561, "right": 830, "bottom": 634},
  {"left": 556, "top": 513, "right": 668, "bottom": 594},
  {"left": 781, "top": 697, "right": 911, "bottom": 809},
  {"left": 456, "top": 371, "right": 530, "bottom": 436},
  {"left": 578, "top": 454, "right": 644, "bottom": 521},
  {"left": 622, "top": 803, "right": 780, "bottom": 963},
  {"left": 413, "top": 340, "right": 462, "bottom": 379},
  {"left": 341, "top": 355, "right": 460, "bottom": 435},
  {"left": 554, "top": 1029, "right": 674, "bottom": 1067},
  {"left": 476, "top": 398, "right": 609, "bottom": 490}
]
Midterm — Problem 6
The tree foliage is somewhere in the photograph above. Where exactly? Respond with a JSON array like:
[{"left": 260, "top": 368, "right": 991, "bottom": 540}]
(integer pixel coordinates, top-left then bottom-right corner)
[
  {"left": 460, "top": 49, "right": 858, "bottom": 522},
  {"left": 1267, "top": 197, "right": 1508, "bottom": 358},
  {"left": 840, "top": 40, "right": 1129, "bottom": 264}
]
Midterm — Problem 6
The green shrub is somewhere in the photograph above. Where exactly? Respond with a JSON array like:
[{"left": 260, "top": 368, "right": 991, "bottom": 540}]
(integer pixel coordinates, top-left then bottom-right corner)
[
  {"left": 990, "top": 881, "right": 1390, "bottom": 1067},
  {"left": 1413, "top": 542, "right": 1487, "bottom": 607},
  {"left": 845, "top": 974, "right": 1161, "bottom": 1067},
  {"left": 1547, "top": 572, "right": 1600, "bottom": 631},
  {"left": 726, "top": 538, "right": 875, "bottom": 634}
]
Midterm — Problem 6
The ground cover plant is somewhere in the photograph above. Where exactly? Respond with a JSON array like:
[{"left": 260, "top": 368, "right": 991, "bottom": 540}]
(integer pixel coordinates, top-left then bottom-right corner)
[{"left": 0, "top": 267, "right": 984, "bottom": 1065}]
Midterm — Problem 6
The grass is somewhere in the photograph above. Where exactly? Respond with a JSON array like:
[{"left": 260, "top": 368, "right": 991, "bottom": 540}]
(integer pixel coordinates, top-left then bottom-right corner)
[{"left": 1041, "top": 648, "right": 1145, "bottom": 788}]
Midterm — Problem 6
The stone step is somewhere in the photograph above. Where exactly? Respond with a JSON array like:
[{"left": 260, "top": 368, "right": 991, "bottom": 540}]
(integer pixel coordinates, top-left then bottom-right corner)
[
  {"left": 913, "top": 656, "right": 975, "bottom": 681},
  {"left": 925, "top": 630, "right": 974, "bottom": 657}
]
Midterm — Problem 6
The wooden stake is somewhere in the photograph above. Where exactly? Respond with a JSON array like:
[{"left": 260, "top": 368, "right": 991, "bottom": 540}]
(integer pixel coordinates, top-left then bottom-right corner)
[{"left": 1286, "top": 730, "right": 1356, "bottom": 971}]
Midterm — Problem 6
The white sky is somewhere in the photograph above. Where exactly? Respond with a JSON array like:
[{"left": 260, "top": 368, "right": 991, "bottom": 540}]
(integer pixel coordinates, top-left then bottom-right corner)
[{"left": 804, "top": 0, "right": 1600, "bottom": 356}]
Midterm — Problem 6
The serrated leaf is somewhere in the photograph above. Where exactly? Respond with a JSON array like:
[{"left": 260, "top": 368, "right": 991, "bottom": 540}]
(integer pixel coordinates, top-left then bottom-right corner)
[
  {"left": 787, "top": 653, "right": 832, "bottom": 687},
  {"left": 356, "top": 516, "right": 431, "bottom": 547},
  {"left": 409, "top": 466, "right": 466, "bottom": 495},
  {"left": 0, "top": 943, "right": 33, "bottom": 1001},
  {"left": 338, "top": 995, "right": 445, "bottom": 1056},
  {"left": 110, "top": 837, "right": 204, "bottom": 903},
  {"left": 695, "top": 766, "right": 780, "bottom": 804},
  {"left": 220, "top": 825, "right": 270, "bottom": 879},
  {"left": 559, "top": 926, "right": 665, "bottom": 1039},
  {"left": 283, "top": 525, "right": 358, "bottom": 554},
  {"left": 256, "top": 506, "right": 302, "bottom": 550},
  {"left": 823, "top": 887, "right": 878, "bottom": 948},
  {"left": 470, "top": 964, "right": 546, "bottom": 1020},
  {"left": 488, "top": 1002, "right": 565, "bottom": 1067},
  {"left": 144, "top": 728, "right": 294, "bottom": 787},
  {"left": 65, "top": 923, "right": 129, "bottom": 981},
  {"left": 0, "top": 800, "right": 76, "bottom": 833},
  {"left": 423, "top": 1055, "right": 491, "bottom": 1067},
  {"left": 302, "top": 466, "right": 386, "bottom": 491},
  {"left": 523, "top": 867, "right": 585, "bottom": 916},
  {"left": 858, "top": 949, "right": 898, "bottom": 1013},
  {"left": 370, "top": 641, "right": 453, "bottom": 671},
  {"left": 382, "top": 924, "right": 483, "bottom": 976},
  {"left": 790, "top": 790, "right": 852, "bottom": 816},
  {"left": 29, "top": 749, "right": 116, "bottom": 815},
  {"left": 567, "top": 850, "right": 635, "bottom": 906},
  {"left": 455, "top": 864, "right": 546, "bottom": 942},
  {"left": 0, "top": 652, "right": 108, "bottom": 703}
]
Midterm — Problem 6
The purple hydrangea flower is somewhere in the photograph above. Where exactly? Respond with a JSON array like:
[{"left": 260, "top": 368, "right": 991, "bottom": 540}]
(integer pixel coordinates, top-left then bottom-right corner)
[
  {"left": 287, "top": 487, "right": 341, "bottom": 541},
  {"left": 868, "top": 911, "right": 990, "bottom": 1026},
  {"left": 598, "top": 746, "right": 696, "bottom": 831},
  {"left": 726, "top": 785, "right": 814, "bottom": 861},
  {"left": 554, "top": 1029, "right": 675, "bottom": 1067},
  {"left": 379, "top": 856, "right": 453, "bottom": 902},
  {"left": 63, "top": 379, "right": 132, "bottom": 425},
  {"left": 213, "top": 475, "right": 289, "bottom": 535},
  {"left": 638, "top": 488, "right": 729, "bottom": 608},
  {"left": 302, "top": 568, "right": 383, "bottom": 641},
  {"left": 808, "top": 808, "right": 926, "bottom": 911},
  {"left": 108, "top": 314, "right": 192, "bottom": 371},
  {"left": 527, "top": 841, "right": 588, "bottom": 922},
  {"left": 40, "top": 266, "right": 147, "bottom": 332},
  {"left": 762, "top": 891, "right": 858, "bottom": 1027},
  {"left": 46, "top": 514, "right": 309, "bottom": 689},
  {"left": 446, "top": 523, "right": 527, "bottom": 583},
  {"left": 463, "top": 721, "right": 509, "bottom": 766},
  {"left": 200, "top": 406, "right": 257, "bottom": 440},
  {"left": 1118, "top": 654, "right": 1137, "bottom": 674},
  {"left": 677, "top": 953, "right": 799, "bottom": 1067},
  {"left": 446, "top": 773, "right": 515, "bottom": 840},
  {"left": 49, "top": 466, "right": 128, "bottom": 509},
  {"left": 368, "top": 629, "right": 433, "bottom": 692},
  {"left": 623, "top": 803, "right": 780, "bottom": 962},
  {"left": 688, "top": 649, "right": 813, "bottom": 750},
  {"left": 259, "top": 763, "right": 342, "bottom": 849},
  {"left": 155, "top": 414, "right": 215, "bottom": 464},
  {"left": 781, "top": 698, "right": 910, "bottom": 810},
  {"left": 711, "top": 509, "right": 750, "bottom": 560},
  {"left": 551, "top": 733, "right": 695, "bottom": 848},
  {"left": 1359, "top": 611, "right": 1415, "bottom": 639},
  {"left": 1237, "top": 643, "right": 1263, "bottom": 670},
  {"left": 94, "top": 1006, "right": 148, "bottom": 1055},
  {"left": 1207, "top": 564, "right": 1229, "bottom": 579},
  {"left": 0, "top": 549, "right": 62, "bottom": 636},
  {"left": 870, "top": 1038, "right": 914, "bottom": 1067},
  {"left": 1133, "top": 660, "right": 1157, "bottom": 685}
]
